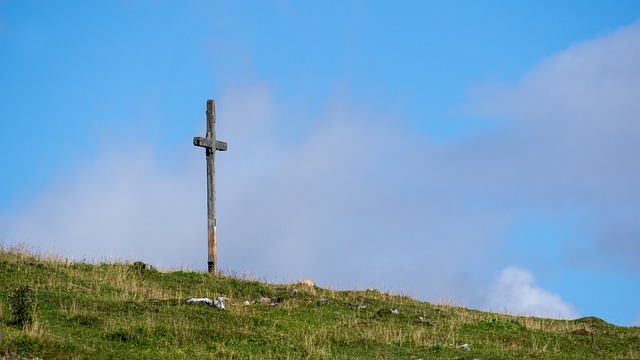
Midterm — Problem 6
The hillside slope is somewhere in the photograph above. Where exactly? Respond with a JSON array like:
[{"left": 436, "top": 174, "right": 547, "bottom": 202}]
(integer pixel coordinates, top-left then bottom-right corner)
[{"left": 0, "top": 246, "right": 638, "bottom": 359}]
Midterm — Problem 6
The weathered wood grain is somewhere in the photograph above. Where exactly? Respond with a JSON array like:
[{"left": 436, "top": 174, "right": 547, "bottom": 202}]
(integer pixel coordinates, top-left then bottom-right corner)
[{"left": 193, "top": 99, "right": 227, "bottom": 274}]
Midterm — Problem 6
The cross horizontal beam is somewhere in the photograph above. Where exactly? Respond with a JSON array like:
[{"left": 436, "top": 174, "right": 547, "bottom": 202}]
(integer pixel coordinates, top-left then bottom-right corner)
[{"left": 193, "top": 137, "right": 228, "bottom": 151}]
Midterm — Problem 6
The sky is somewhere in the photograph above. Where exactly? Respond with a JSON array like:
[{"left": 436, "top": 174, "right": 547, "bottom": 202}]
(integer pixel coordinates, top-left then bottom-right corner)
[{"left": 1, "top": 1, "right": 640, "bottom": 326}]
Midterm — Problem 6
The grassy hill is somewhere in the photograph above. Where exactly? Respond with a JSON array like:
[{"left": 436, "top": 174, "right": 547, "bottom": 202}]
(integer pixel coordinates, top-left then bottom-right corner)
[{"left": 0, "top": 246, "right": 638, "bottom": 359}]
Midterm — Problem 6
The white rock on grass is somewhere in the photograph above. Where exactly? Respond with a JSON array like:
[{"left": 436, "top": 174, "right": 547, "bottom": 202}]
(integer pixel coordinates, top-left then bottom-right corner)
[
  {"left": 185, "top": 297, "right": 225, "bottom": 309},
  {"left": 257, "top": 297, "right": 271, "bottom": 305}
]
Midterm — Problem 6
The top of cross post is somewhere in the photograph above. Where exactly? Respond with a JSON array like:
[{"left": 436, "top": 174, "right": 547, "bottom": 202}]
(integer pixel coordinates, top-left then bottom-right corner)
[{"left": 206, "top": 99, "right": 216, "bottom": 136}]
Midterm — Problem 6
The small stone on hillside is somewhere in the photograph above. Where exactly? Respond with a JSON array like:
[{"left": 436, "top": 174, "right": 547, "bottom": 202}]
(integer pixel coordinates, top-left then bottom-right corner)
[
  {"left": 185, "top": 297, "right": 225, "bottom": 309},
  {"left": 388, "top": 308, "right": 400, "bottom": 314},
  {"left": 298, "top": 279, "right": 315, "bottom": 287},
  {"left": 458, "top": 343, "right": 470, "bottom": 351},
  {"left": 131, "top": 261, "right": 154, "bottom": 272}
]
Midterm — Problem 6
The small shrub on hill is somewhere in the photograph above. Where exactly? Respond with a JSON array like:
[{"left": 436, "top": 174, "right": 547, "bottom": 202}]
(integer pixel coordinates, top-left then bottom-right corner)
[{"left": 8, "top": 286, "right": 34, "bottom": 327}]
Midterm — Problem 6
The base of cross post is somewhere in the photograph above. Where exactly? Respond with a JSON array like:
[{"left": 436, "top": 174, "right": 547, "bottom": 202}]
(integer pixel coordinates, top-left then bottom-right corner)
[{"left": 207, "top": 261, "right": 215, "bottom": 274}]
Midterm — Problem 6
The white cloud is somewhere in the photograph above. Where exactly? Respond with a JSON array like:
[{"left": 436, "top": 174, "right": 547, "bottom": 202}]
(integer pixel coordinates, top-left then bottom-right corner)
[{"left": 486, "top": 267, "right": 579, "bottom": 319}]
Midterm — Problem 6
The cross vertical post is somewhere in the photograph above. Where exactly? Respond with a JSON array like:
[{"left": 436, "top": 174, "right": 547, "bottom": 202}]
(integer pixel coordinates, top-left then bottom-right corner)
[{"left": 194, "top": 100, "right": 228, "bottom": 274}]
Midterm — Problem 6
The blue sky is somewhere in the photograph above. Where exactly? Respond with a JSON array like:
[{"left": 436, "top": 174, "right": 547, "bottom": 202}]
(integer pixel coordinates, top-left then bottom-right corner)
[{"left": 2, "top": 1, "right": 640, "bottom": 326}]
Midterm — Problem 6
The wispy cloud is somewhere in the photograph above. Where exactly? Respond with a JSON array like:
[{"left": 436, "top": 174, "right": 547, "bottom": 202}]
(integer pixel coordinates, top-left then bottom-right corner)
[
  {"left": 464, "top": 21, "right": 640, "bottom": 273},
  {"left": 0, "top": 145, "right": 206, "bottom": 269},
  {"left": 215, "top": 85, "right": 508, "bottom": 295}
]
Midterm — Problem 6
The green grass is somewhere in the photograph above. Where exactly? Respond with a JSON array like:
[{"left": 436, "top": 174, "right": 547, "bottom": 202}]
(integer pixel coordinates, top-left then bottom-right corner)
[{"left": 0, "top": 245, "right": 638, "bottom": 359}]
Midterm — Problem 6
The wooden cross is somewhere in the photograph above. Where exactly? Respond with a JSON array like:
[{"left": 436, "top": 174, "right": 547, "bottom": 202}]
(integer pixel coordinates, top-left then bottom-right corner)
[{"left": 193, "top": 100, "right": 228, "bottom": 274}]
